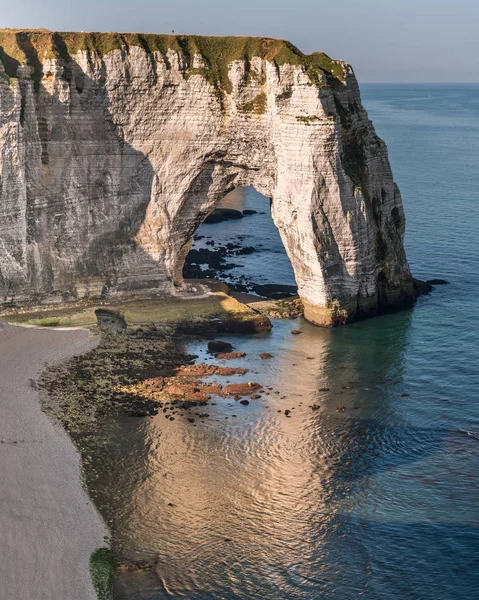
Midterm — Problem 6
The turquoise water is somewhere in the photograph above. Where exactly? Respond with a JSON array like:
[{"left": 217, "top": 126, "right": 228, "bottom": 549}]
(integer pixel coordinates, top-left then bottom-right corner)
[{"left": 94, "top": 85, "right": 479, "bottom": 599}]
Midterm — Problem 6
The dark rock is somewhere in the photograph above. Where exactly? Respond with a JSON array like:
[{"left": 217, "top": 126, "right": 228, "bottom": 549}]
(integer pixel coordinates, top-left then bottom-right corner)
[
  {"left": 413, "top": 278, "right": 433, "bottom": 295},
  {"left": 243, "top": 209, "right": 257, "bottom": 216},
  {"left": 284, "top": 409, "right": 291, "bottom": 416},
  {"left": 259, "top": 352, "right": 274, "bottom": 359},
  {"left": 239, "top": 399, "right": 250, "bottom": 405},
  {"left": 253, "top": 283, "right": 298, "bottom": 299},
  {"left": 291, "top": 330, "right": 302, "bottom": 335},
  {"left": 204, "top": 208, "right": 244, "bottom": 224},
  {"left": 95, "top": 308, "right": 127, "bottom": 333},
  {"left": 232, "top": 246, "right": 256, "bottom": 256},
  {"left": 129, "top": 410, "right": 148, "bottom": 417},
  {"left": 426, "top": 279, "right": 449, "bottom": 285},
  {"left": 208, "top": 340, "right": 233, "bottom": 353}
]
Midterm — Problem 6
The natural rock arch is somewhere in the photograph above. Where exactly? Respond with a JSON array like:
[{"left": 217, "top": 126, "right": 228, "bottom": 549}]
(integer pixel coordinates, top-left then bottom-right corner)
[{"left": 0, "top": 30, "right": 416, "bottom": 325}]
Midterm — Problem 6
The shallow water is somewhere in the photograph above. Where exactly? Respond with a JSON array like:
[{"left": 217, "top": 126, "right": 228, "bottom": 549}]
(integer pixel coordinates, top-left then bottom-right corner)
[
  {"left": 87, "top": 84, "right": 479, "bottom": 599},
  {"left": 187, "top": 186, "right": 296, "bottom": 293}
]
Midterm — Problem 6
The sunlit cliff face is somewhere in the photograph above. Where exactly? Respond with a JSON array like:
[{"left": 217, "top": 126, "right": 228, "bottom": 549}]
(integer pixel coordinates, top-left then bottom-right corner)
[{"left": 0, "top": 31, "right": 414, "bottom": 325}]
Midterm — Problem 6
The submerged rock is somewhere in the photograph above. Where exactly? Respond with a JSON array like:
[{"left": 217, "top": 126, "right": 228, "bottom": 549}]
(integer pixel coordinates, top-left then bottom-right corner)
[
  {"left": 413, "top": 278, "right": 433, "bottom": 295},
  {"left": 208, "top": 341, "right": 233, "bottom": 354}
]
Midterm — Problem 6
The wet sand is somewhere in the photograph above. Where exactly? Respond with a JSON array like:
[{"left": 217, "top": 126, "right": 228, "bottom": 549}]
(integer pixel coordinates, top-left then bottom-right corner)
[{"left": 0, "top": 323, "right": 105, "bottom": 600}]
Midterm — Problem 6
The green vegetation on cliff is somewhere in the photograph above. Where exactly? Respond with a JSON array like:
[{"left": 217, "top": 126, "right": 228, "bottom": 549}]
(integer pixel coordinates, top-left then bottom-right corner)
[
  {"left": 239, "top": 91, "right": 268, "bottom": 114},
  {"left": 89, "top": 548, "right": 116, "bottom": 600},
  {"left": 0, "top": 29, "right": 346, "bottom": 94}
]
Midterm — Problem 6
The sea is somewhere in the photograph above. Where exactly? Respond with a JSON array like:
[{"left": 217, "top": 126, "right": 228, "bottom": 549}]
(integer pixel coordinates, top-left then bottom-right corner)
[{"left": 88, "top": 84, "right": 479, "bottom": 599}]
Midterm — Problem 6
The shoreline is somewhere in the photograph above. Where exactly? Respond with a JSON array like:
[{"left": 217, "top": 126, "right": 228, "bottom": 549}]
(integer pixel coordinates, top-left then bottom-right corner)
[{"left": 0, "top": 323, "right": 106, "bottom": 600}]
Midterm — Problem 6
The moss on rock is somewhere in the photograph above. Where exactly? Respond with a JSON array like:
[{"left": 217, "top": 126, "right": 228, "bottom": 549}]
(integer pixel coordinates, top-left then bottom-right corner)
[{"left": 0, "top": 29, "right": 346, "bottom": 93}]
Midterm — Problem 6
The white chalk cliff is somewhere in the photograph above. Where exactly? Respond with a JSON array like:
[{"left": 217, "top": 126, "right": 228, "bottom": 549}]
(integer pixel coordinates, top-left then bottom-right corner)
[{"left": 0, "top": 31, "right": 417, "bottom": 325}]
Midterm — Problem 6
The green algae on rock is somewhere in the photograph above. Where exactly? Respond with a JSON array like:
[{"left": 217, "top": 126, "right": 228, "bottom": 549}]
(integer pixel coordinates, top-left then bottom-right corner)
[{"left": 90, "top": 548, "right": 116, "bottom": 600}]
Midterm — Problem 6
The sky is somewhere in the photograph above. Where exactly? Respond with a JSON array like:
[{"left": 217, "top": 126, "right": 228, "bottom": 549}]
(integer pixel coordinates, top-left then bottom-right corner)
[{"left": 2, "top": 0, "right": 478, "bottom": 82}]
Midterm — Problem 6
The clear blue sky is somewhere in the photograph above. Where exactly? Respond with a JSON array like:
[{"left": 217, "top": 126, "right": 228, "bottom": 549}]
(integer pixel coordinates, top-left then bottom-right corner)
[{"left": 3, "top": 0, "right": 478, "bottom": 82}]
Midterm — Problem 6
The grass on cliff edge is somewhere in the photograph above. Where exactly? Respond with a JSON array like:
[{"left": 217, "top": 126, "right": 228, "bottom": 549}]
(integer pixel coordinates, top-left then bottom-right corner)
[
  {"left": 2, "top": 291, "right": 263, "bottom": 329},
  {"left": 90, "top": 549, "right": 116, "bottom": 600},
  {"left": 0, "top": 29, "right": 346, "bottom": 93}
]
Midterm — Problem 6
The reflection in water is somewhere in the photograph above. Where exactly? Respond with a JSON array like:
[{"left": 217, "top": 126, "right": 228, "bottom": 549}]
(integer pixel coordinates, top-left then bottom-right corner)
[
  {"left": 83, "top": 308, "right": 478, "bottom": 599},
  {"left": 84, "top": 85, "right": 479, "bottom": 600}
]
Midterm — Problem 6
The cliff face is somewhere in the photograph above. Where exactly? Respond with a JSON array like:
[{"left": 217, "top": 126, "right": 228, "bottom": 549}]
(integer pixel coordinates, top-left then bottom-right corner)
[{"left": 0, "top": 30, "right": 415, "bottom": 325}]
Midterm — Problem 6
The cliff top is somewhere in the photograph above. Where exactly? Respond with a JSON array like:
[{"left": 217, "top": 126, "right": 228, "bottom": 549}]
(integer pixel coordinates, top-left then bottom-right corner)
[{"left": 0, "top": 29, "right": 346, "bottom": 92}]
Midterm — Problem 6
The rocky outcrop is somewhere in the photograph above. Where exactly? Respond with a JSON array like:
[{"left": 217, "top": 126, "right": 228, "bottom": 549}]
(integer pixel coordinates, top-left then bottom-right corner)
[{"left": 0, "top": 30, "right": 416, "bottom": 325}]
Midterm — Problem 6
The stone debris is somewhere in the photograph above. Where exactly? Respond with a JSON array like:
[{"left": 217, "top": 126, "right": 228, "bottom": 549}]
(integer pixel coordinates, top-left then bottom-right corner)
[
  {"left": 224, "top": 382, "right": 263, "bottom": 397},
  {"left": 215, "top": 351, "right": 246, "bottom": 360},
  {"left": 175, "top": 363, "right": 248, "bottom": 377}
]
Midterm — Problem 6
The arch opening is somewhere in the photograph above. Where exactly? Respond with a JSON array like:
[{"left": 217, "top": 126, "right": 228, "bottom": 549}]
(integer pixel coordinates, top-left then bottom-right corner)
[{"left": 182, "top": 186, "right": 299, "bottom": 301}]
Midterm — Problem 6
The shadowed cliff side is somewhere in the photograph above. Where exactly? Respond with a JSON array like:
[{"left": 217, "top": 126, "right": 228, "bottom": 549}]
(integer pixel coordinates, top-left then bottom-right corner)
[{"left": 0, "top": 30, "right": 417, "bottom": 325}]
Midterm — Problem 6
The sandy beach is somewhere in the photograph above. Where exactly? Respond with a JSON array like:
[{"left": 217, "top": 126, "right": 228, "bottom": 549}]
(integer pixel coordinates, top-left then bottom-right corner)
[{"left": 0, "top": 323, "right": 105, "bottom": 600}]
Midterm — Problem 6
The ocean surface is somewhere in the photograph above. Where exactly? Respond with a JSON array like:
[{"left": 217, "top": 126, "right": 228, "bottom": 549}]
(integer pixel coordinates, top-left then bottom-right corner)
[{"left": 89, "top": 84, "right": 479, "bottom": 599}]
